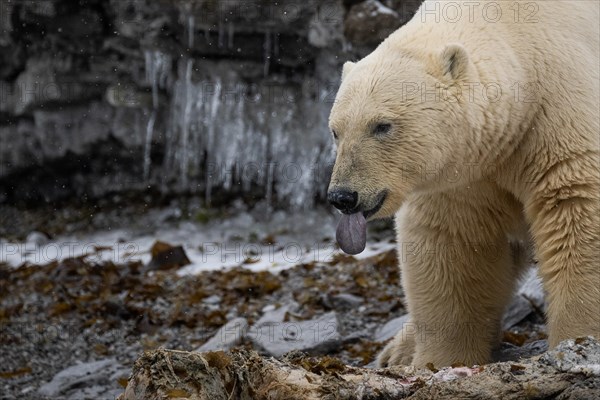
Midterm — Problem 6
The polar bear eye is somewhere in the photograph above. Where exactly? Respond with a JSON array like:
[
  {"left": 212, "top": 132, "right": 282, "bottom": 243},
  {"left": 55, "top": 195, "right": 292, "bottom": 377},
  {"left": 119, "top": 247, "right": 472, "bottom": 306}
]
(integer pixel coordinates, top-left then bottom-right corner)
[
  {"left": 373, "top": 123, "right": 392, "bottom": 135},
  {"left": 332, "top": 130, "right": 339, "bottom": 140}
]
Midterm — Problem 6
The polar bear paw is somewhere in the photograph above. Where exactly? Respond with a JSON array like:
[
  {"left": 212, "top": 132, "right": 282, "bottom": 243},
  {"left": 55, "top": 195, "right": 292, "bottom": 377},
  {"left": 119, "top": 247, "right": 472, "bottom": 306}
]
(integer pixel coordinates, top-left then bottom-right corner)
[{"left": 377, "top": 326, "right": 416, "bottom": 367}]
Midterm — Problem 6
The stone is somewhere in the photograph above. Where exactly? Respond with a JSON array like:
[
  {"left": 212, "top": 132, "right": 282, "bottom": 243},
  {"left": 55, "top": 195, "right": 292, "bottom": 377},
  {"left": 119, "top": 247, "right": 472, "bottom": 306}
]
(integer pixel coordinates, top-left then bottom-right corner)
[
  {"left": 248, "top": 311, "right": 342, "bottom": 357},
  {"left": 196, "top": 317, "right": 248, "bottom": 352},
  {"left": 37, "top": 358, "right": 128, "bottom": 400},
  {"left": 202, "top": 295, "right": 222, "bottom": 305},
  {"left": 146, "top": 241, "right": 191, "bottom": 271},
  {"left": 25, "top": 231, "right": 50, "bottom": 247},
  {"left": 502, "top": 296, "right": 533, "bottom": 330},
  {"left": 492, "top": 340, "right": 549, "bottom": 362},
  {"left": 516, "top": 268, "right": 546, "bottom": 310},
  {"left": 307, "top": 2, "right": 345, "bottom": 48},
  {"left": 502, "top": 268, "right": 546, "bottom": 330},
  {"left": 9, "top": 56, "right": 101, "bottom": 116},
  {"left": 344, "top": 0, "right": 402, "bottom": 49},
  {"left": 541, "top": 337, "right": 600, "bottom": 376},
  {"left": 387, "top": 0, "right": 424, "bottom": 25},
  {"left": 329, "top": 293, "right": 364, "bottom": 309},
  {"left": 252, "top": 303, "right": 296, "bottom": 327},
  {"left": 374, "top": 313, "right": 410, "bottom": 343}
]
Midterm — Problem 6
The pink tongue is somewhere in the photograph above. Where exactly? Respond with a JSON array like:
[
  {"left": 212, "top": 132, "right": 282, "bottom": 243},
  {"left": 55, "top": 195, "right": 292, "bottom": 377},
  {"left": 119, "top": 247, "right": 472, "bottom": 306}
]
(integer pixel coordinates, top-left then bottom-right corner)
[{"left": 336, "top": 212, "right": 367, "bottom": 255}]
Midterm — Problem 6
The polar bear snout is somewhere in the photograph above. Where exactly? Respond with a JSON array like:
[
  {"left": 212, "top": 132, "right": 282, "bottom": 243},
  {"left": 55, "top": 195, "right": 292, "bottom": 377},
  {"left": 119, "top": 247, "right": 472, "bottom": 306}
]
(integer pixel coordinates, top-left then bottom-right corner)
[
  {"left": 327, "top": 189, "right": 359, "bottom": 213},
  {"left": 328, "top": 187, "right": 388, "bottom": 220}
]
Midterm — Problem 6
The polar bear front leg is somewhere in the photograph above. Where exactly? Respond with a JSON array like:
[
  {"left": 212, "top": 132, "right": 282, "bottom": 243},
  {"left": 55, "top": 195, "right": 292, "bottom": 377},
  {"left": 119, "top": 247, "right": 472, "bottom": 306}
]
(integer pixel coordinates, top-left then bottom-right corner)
[
  {"left": 379, "top": 185, "right": 523, "bottom": 368},
  {"left": 526, "top": 169, "right": 600, "bottom": 346}
]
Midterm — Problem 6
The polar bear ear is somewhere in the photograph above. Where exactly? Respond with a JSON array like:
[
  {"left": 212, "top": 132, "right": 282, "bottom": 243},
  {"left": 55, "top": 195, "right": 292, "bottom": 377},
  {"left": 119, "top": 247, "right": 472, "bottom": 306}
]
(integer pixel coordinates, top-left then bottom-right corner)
[
  {"left": 441, "top": 44, "right": 470, "bottom": 80},
  {"left": 341, "top": 61, "right": 356, "bottom": 82}
]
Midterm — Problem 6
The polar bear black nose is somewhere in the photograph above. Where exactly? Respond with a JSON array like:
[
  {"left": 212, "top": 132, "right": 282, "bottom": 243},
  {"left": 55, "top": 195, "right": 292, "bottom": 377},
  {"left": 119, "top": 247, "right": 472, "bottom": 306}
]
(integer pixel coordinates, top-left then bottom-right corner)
[{"left": 328, "top": 189, "right": 358, "bottom": 212}]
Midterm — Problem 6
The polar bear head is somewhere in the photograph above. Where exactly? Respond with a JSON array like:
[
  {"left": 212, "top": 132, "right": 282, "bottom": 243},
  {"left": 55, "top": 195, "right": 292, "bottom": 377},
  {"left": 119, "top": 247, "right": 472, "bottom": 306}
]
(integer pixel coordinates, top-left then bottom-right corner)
[{"left": 328, "top": 44, "right": 477, "bottom": 253}]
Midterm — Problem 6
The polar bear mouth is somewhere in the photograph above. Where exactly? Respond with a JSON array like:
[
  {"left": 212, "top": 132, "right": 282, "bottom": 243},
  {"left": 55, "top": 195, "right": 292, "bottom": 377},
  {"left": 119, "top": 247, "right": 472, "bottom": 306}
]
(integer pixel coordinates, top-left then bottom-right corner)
[
  {"left": 362, "top": 190, "right": 388, "bottom": 220},
  {"left": 335, "top": 190, "right": 387, "bottom": 255}
]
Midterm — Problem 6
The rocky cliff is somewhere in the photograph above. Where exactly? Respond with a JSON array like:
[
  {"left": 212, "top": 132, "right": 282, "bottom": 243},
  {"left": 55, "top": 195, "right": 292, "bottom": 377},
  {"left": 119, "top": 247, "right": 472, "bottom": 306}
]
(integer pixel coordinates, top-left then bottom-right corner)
[{"left": 0, "top": 0, "right": 421, "bottom": 208}]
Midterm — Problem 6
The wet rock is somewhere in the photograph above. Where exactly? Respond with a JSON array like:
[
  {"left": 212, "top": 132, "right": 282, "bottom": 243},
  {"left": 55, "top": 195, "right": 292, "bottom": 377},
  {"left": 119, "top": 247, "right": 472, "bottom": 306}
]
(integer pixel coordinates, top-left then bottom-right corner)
[
  {"left": 344, "top": 0, "right": 402, "bottom": 49},
  {"left": 105, "top": 84, "right": 154, "bottom": 109},
  {"left": 46, "top": 9, "right": 104, "bottom": 39},
  {"left": 0, "top": 2, "right": 15, "bottom": 45},
  {"left": 517, "top": 267, "right": 546, "bottom": 309},
  {"left": 251, "top": 302, "right": 297, "bottom": 328},
  {"left": 328, "top": 293, "right": 364, "bottom": 310},
  {"left": 196, "top": 317, "right": 248, "bottom": 352},
  {"left": 202, "top": 295, "right": 222, "bottom": 305},
  {"left": 9, "top": 56, "right": 101, "bottom": 115},
  {"left": 502, "top": 296, "right": 532, "bottom": 330},
  {"left": 25, "top": 231, "right": 50, "bottom": 247},
  {"left": 0, "top": 43, "right": 25, "bottom": 80},
  {"left": 342, "top": 0, "right": 364, "bottom": 10},
  {"left": 374, "top": 313, "right": 410, "bottom": 342},
  {"left": 502, "top": 268, "right": 546, "bottom": 329},
  {"left": 146, "top": 241, "right": 191, "bottom": 271},
  {"left": 492, "top": 340, "right": 549, "bottom": 362},
  {"left": 387, "top": 0, "right": 424, "bottom": 24},
  {"left": 249, "top": 311, "right": 342, "bottom": 357},
  {"left": 155, "top": 207, "right": 183, "bottom": 223},
  {"left": 37, "top": 358, "right": 128, "bottom": 400},
  {"left": 541, "top": 337, "right": 600, "bottom": 375},
  {"left": 307, "top": 2, "right": 345, "bottom": 48}
]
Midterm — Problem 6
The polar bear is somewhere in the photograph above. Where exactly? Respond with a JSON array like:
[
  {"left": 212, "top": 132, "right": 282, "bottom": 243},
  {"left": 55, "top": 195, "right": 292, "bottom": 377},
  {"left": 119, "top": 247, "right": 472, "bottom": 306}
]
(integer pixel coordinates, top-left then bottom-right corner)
[{"left": 328, "top": 0, "right": 600, "bottom": 368}]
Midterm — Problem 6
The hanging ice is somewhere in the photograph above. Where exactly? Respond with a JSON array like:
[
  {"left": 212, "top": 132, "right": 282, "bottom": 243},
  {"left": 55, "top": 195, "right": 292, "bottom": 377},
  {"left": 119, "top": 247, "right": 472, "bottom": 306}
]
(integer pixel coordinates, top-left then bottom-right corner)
[
  {"left": 141, "top": 18, "right": 335, "bottom": 210},
  {"left": 179, "top": 58, "right": 194, "bottom": 188},
  {"left": 204, "top": 77, "right": 221, "bottom": 204},
  {"left": 227, "top": 22, "right": 234, "bottom": 49},
  {"left": 263, "top": 30, "right": 271, "bottom": 77},
  {"left": 187, "top": 16, "right": 195, "bottom": 49},
  {"left": 143, "top": 50, "right": 172, "bottom": 180},
  {"left": 143, "top": 111, "right": 156, "bottom": 180}
]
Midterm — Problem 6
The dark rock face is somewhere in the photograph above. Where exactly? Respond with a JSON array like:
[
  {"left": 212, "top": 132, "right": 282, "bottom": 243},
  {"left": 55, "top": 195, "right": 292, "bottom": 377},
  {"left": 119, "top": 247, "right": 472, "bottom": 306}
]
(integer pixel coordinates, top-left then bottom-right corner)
[
  {"left": 0, "top": 0, "right": 421, "bottom": 208},
  {"left": 344, "top": 0, "right": 403, "bottom": 49},
  {"left": 343, "top": 0, "right": 421, "bottom": 54}
]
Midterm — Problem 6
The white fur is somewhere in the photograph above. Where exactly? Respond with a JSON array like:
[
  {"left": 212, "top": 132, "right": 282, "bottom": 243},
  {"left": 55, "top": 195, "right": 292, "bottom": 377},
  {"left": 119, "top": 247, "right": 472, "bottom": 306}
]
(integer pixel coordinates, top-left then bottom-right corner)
[{"left": 328, "top": 0, "right": 600, "bottom": 368}]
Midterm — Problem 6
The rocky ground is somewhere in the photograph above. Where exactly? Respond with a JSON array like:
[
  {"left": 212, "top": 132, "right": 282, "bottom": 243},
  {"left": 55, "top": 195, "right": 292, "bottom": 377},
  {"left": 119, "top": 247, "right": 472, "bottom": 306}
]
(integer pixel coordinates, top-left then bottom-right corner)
[
  {"left": 119, "top": 338, "right": 600, "bottom": 399},
  {"left": 1, "top": 232, "right": 553, "bottom": 399}
]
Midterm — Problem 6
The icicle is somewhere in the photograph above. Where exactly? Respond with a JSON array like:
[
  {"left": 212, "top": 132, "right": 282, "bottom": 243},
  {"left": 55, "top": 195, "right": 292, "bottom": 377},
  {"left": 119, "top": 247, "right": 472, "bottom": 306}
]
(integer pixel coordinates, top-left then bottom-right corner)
[
  {"left": 263, "top": 29, "right": 271, "bottom": 77},
  {"left": 140, "top": 27, "right": 336, "bottom": 208},
  {"left": 231, "top": 99, "right": 244, "bottom": 189},
  {"left": 145, "top": 50, "right": 172, "bottom": 108},
  {"left": 143, "top": 50, "right": 172, "bottom": 181},
  {"left": 227, "top": 21, "right": 234, "bottom": 49},
  {"left": 143, "top": 111, "right": 157, "bottom": 180},
  {"left": 187, "top": 15, "right": 195, "bottom": 49},
  {"left": 265, "top": 160, "right": 275, "bottom": 213},
  {"left": 144, "top": 51, "right": 153, "bottom": 85},
  {"left": 151, "top": 69, "right": 160, "bottom": 109},
  {"left": 180, "top": 58, "right": 194, "bottom": 188},
  {"left": 217, "top": 20, "right": 224, "bottom": 48},
  {"left": 273, "top": 32, "right": 279, "bottom": 59},
  {"left": 204, "top": 77, "right": 221, "bottom": 204}
]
